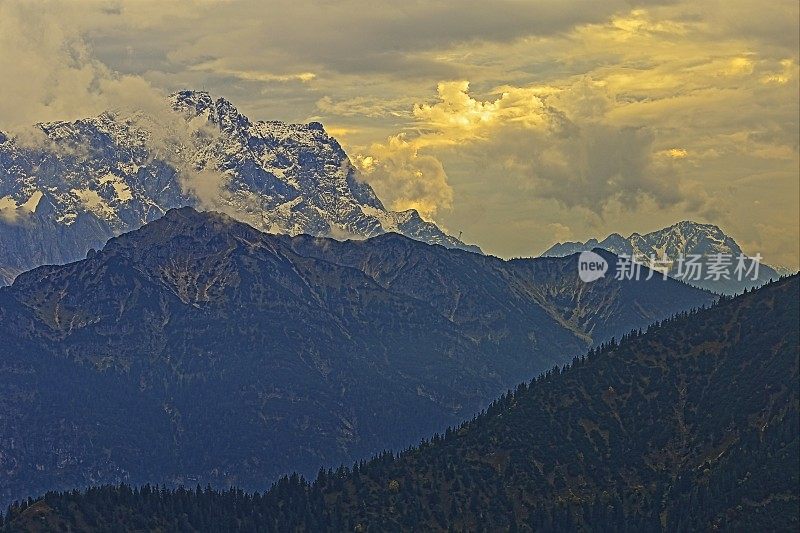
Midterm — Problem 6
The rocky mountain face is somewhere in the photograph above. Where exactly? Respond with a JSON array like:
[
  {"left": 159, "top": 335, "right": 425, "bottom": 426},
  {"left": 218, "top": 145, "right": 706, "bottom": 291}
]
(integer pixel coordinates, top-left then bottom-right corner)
[
  {"left": 0, "top": 90, "right": 477, "bottom": 285},
  {"left": 0, "top": 208, "right": 713, "bottom": 507},
  {"left": 287, "top": 238, "right": 713, "bottom": 348},
  {"left": 6, "top": 275, "right": 796, "bottom": 532},
  {"left": 543, "top": 221, "right": 780, "bottom": 294}
]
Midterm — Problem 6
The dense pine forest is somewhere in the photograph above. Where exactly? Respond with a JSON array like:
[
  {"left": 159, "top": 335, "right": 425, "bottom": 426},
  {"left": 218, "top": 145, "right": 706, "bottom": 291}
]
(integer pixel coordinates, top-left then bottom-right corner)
[{"left": 4, "top": 276, "right": 798, "bottom": 532}]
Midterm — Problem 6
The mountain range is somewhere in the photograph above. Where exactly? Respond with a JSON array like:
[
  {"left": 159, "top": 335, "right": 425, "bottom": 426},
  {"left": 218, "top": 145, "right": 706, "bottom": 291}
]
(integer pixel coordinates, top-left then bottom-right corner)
[
  {"left": 0, "top": 207, "right": 713, "bottom": 508},
  {"left": 1, "top": 90, "right": 786, "bottom": 299},
  {"left": 542, "top": 221, "right": 781, "bottom": 294},
  {"left": 1, "top": 87, "right": 793, "bottom": 532},
  {"left": 5, "top": 274, "right": 796, "bottom": 532},
  {"left": 0, "top": 90, "right": 477, "bottom": 286}
]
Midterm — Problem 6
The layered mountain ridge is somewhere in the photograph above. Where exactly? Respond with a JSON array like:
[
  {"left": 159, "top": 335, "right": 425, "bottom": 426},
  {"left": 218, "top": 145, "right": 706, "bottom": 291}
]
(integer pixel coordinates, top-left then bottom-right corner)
[
  {"left": 5, "top": 274, "right": 796, "bottom": 532},
  {"left": 0, "top": 90, "right": 477, "bottom": 285},
  {"left": 0, "top": 207, "right": 713, "bottom": 507}
]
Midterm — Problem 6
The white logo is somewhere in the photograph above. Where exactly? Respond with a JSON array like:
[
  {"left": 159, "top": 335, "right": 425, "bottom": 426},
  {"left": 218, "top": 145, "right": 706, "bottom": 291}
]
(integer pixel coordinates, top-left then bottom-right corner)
[{"left": 578, "top": 251, "right": 608, "bottom": 282}]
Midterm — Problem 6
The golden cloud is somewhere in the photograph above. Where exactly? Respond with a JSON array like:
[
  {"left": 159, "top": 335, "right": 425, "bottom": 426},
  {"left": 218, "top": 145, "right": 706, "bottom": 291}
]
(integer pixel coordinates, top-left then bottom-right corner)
[
  {"left": 411, "top": 81, "right": 552, "bottom": 141},
  {"left": 355, "top": 134, "right": 453, "bottom": 219},
  {"left": 355, "top": 78, "right": 683, "bottom": 221},
  {"left": 0, "top": 0, "right": 796, "bottom": 265},
  {"left": 659, "top": 148, "right": 688, "bottom": 159},
  {"left": 189, "top": 60, "right": 316, "bottom": 83}
]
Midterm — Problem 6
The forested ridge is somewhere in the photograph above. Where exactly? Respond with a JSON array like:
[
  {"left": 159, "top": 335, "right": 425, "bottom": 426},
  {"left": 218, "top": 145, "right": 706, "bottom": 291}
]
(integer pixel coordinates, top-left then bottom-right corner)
[{"left": 4, "top": 275, "right": 797, "bottom": 532}]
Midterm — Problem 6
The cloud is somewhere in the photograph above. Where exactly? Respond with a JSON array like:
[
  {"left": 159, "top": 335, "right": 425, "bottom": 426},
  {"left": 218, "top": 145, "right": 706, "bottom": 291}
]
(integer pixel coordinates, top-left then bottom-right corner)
[
  {"left": 188, "top": 60, "right": 316, "bottom": 84},
  {"left": 0, "top": 1, "right": 169, "bottom": 131},
  {"left": 546, "top": 222, "right": 573, "bottom": 243},
  {"left": 659, "top": 148, "right": 688, "bottom": 159},
  {"left": 0, "top": 1, "right": 232, "bottom": 214},
  {"left": 354, "top": 135, "right": 453, "bottom": 218},
  {"left": 746, "top": 222, "right": 800, "bottom": 269},
  {"left": 128, "top": 109, "right": 231, "bottom": 211},
  {"left": 317, "top": 96, "right": 414, "bottom": 118},
  {"left": 356, "top": 80, "right": 684, "bottom": 219},
  {"left": 153, "top": 0, "right": 640, "bottom": 77},
  {"left": 179, "top": 168, "right": 231, "bottom": 211},
  {"left": 411, "top": 81, "right": 554, "bottom": 140},
  {"left": 761, "top": 58, "right": 796, "bottom": 85},
  {"left": 0, "top": 0, "right": 796, "bottom": 266}
]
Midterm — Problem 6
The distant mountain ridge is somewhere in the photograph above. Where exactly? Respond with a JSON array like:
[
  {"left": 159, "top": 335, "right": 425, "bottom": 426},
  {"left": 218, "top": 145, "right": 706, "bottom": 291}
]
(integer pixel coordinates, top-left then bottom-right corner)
[
  {"left": 0, "top": 208, "right": 713, "bottom": 507},
  {"left": 0, "top": 90, "right": 478, "bottom": 285},
  {"left": 543, "top": 220, "right": 780, "bottom": 294}
]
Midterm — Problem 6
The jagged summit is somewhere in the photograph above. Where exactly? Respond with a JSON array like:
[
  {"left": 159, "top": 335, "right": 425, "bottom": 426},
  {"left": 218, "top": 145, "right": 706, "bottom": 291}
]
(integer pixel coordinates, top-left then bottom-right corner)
[
  {"left": 542, "top": 220, "right": 778, "bottom": 293},
  {"left": 170, "top": 90, "right": 252, "bottom": 132},
  {"left": 671, "top": 219, "right": 722, "bottom": 230},
  {"left": 0, "top": 90, "right": 479, "bottom": 285}
]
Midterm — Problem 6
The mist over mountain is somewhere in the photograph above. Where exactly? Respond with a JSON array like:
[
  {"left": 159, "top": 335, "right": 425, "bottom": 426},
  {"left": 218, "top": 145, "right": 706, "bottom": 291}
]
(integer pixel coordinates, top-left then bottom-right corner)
[
  {"left": 0, "top": 208, "right": 712, "bottom": 507},
  {"left": 543, "top": 220, "right": 781, "bottom": 294},
  {"left": 0, "top": 90, "right": 478, "bottom": 286}
]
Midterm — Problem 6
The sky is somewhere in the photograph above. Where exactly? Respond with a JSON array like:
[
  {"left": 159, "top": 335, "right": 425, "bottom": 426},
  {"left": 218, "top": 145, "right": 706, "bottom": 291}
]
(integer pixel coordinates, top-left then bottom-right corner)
[{"left": 0, "top": 0, "right": 798, "bottom": 267}]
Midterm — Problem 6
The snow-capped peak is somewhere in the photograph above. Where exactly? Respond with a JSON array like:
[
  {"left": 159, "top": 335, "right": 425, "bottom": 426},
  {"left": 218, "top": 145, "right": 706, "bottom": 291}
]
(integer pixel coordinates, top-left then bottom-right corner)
[
  {"left": 0, "top": 90, "right": 480, "bottom": 285},
  {"left": 541, "top": 220, "right": 778, "bottom": 293}
]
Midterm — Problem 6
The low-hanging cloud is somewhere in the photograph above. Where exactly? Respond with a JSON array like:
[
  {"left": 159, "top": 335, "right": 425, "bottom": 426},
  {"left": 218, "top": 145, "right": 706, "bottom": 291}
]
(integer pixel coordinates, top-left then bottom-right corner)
[
  {"left": 355, "top": 135, "right": 454, "bottom": 219},
  {"left": 134, "top": 109, "right": 231, "bottom": 212},
  {"left": 0, "top": 1, "right": 233, "bottom": 214},
  {"left": 0, "top": 2, "right": 171, "bottom": 131}
]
